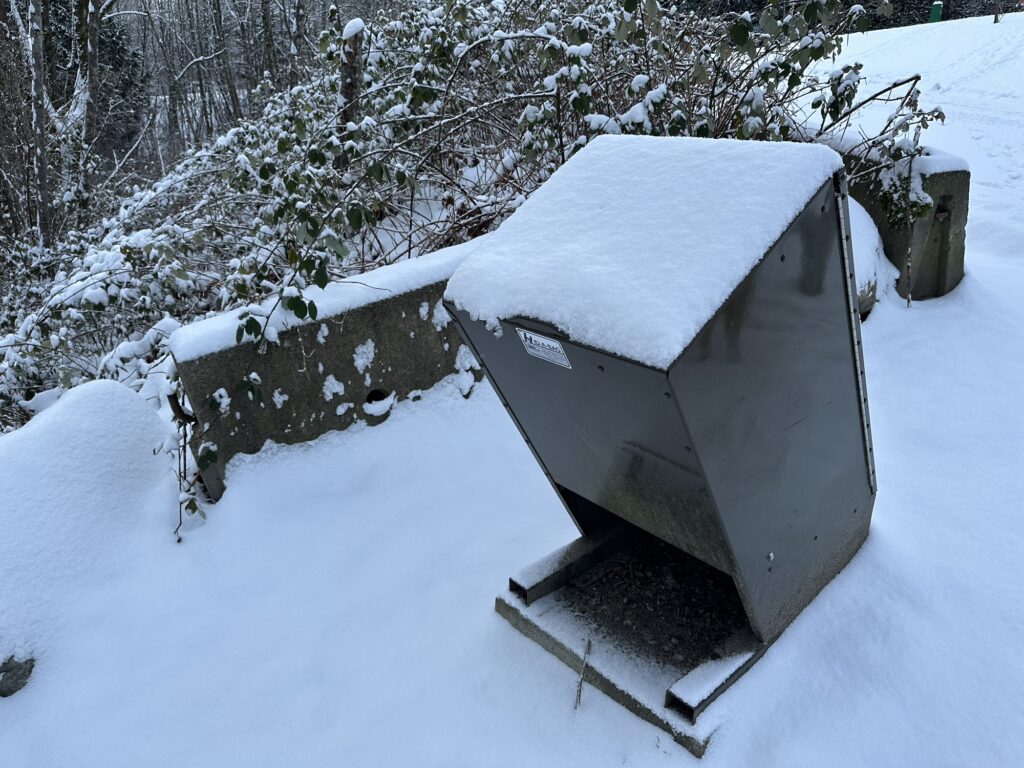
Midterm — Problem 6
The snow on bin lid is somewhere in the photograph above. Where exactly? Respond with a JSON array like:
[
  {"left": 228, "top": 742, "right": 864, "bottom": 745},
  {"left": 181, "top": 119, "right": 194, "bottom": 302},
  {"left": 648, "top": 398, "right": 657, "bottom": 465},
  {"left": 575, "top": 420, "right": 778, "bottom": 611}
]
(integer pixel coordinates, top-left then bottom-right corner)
[{"left": 444, "top": 135, "right": 844, "bottom": 370}]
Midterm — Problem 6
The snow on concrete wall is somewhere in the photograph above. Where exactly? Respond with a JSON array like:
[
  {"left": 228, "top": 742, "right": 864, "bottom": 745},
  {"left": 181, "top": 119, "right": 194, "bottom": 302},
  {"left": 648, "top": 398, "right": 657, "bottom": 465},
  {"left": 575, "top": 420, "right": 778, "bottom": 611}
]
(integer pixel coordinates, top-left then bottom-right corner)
[{"left": 172, "top": 240, "right": 487, "bottom": 499}]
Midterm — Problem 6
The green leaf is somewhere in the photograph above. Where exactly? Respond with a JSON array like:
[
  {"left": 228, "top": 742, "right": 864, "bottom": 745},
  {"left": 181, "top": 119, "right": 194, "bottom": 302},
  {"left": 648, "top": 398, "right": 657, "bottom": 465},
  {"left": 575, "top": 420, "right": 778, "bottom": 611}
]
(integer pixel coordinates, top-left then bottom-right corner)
[
  {"left": 314, "top": 260, "right": 330, "bottom": 289},
  {"left": 730, "top": 21, "right": 749, "bottom": 46},
  {"left": 287, "top": 296, "right": 308, "bottom": 319},
  {"left": 334, "top": 238, "right": 349, "bottom": 258},
  {"left": 623, "top": 0, "right": 638, "bottom": 12},
  {"left": 346, "top": 204, "right": 363, "bottom": 230},
  {"left": 307, "top": 301, "right": 318, "bottom": 320},
  {"left": 245, "top": 317, "right": 262, "bottom": 338},
  {"left": 571, "top": 92, "right": 592, "bottom": 115},
  {"left": 198, "top": 448, "right": 218, "bottom": 471}
]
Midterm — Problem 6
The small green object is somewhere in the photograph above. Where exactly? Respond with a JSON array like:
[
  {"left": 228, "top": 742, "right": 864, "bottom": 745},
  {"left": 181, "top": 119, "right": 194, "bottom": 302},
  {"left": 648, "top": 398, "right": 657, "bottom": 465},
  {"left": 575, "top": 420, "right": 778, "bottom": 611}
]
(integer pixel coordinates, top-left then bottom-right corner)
[{"left": 929, "top": 1, "right": 943, "bottom": 22}]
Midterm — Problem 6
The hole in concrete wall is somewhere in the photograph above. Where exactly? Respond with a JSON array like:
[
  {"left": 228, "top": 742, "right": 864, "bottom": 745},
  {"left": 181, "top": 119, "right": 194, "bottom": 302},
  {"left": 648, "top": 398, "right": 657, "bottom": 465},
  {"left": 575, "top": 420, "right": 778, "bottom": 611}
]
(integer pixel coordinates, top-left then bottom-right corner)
[{"left": 365, "top": 389, "right": 389, "bottom": 405}]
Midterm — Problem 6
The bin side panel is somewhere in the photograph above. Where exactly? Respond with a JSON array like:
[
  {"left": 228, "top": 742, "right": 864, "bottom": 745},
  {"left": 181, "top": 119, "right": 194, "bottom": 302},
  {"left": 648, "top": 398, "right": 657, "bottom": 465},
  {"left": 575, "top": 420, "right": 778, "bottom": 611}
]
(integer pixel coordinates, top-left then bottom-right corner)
[
  {"left": 445, "top": 311, "right": 737, "bottom": 577},
  {"left": 670, "top": 181, "right": 875, "bottom": 643}
]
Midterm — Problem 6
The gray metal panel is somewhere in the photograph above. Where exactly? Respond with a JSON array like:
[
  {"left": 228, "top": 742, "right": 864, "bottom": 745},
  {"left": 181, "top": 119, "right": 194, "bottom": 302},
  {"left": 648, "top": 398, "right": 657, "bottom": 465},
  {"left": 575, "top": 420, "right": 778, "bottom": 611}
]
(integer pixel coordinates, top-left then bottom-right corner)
[
  {"left": 445, "top": 172, "right": 874, "bottom": 648},
  {"left": 669, "top": 179, "right": 875, "bottom": 642},
  {"left": 443, "top": 310, "right": 738, "bottom": 576}
]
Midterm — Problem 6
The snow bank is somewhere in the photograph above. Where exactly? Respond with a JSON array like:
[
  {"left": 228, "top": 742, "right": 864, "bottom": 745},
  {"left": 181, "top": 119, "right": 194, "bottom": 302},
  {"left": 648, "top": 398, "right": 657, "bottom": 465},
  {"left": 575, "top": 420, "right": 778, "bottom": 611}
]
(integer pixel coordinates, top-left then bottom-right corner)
[
  {"left": 849, "top": 197, "right": 899, "bottom": 298},
  {"left": 445, "top": 135, "right": 843, "bottom": 370},
  {"left": 0, "top": 381, "right": 177, "bottom": 662},
  {"left": 916, "top": 145, "right": 970, "bottom": 175},
  {"left": 169, "top": 236, "right": 489, "bottom": 363},
  {"left": 824, "top": 132, "right": 971, "bottom": 176}
]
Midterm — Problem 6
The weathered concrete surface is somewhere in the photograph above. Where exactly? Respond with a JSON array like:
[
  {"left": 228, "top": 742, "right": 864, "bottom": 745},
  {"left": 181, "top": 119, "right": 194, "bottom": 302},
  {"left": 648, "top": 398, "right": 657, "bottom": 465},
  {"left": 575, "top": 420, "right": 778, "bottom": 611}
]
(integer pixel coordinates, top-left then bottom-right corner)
[
  {"left": 851, "top": 168, "right": 970, "bottom": 300},
  {"left": 175, "top": 280, "right": 480, "bottom": 499},
  {"left": 858, "top": 280, "right": 879, "bottom": 318},
  {"left": 0, "top": 656, "right": 34, "bottom": 697}
]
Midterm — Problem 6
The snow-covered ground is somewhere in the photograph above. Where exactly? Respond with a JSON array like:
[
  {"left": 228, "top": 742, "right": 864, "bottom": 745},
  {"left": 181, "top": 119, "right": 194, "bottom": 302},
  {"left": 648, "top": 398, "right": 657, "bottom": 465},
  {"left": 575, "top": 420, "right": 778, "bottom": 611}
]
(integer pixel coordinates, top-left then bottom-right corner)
[{"left": 3, "top": 13, "right": 1024, "bottom": 766}]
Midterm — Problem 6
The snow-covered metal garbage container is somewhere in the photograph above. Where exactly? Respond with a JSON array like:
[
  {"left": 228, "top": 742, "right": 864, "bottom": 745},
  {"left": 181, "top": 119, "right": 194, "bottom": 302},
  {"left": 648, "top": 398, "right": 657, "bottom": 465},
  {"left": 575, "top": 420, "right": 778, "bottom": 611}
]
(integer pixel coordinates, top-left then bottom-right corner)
[{"left": 443, "top": 135, "right": 876, "bottom": 749}]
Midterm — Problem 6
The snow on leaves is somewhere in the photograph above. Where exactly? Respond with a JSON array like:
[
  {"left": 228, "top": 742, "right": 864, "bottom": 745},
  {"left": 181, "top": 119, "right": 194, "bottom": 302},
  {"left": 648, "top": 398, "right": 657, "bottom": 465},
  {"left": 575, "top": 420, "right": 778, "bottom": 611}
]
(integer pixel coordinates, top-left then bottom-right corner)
[{"left": 1, "top": 0, "right": 939, "bottom": 429}]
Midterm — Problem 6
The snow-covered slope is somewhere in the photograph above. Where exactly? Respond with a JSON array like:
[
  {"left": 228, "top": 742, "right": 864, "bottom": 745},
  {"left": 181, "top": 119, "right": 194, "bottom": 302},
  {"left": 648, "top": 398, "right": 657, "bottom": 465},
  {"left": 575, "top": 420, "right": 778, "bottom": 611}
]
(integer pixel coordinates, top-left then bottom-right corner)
[
  {"left": 2, "top": 12, "right": 1024, "bottom": 768},
  {"left": 0, "top": 381, "right": 177, "bottom": 682}
]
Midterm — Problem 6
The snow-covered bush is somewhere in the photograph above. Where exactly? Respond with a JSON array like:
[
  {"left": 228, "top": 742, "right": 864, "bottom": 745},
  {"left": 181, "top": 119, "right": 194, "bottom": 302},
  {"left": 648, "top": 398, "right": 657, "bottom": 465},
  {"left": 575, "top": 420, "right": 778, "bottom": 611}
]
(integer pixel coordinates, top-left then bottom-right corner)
[{"left": 0, "top": 0, "right": 941, "bottom": 430}]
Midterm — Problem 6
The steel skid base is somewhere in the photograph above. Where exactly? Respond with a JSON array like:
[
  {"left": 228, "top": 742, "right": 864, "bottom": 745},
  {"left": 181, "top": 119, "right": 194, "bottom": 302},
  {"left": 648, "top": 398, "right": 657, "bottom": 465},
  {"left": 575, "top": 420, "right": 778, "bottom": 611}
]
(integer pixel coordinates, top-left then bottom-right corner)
[{"left": 496, "top": 528, "right": 769, "bottom": 758}]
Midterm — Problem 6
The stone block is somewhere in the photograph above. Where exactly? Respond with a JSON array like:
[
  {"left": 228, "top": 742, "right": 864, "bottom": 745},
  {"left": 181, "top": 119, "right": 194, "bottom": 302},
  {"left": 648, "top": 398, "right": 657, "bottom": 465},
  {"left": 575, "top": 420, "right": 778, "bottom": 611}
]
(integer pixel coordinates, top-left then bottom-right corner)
[{"left": 850, "top": 150, "right": 970, "bottom": 300}]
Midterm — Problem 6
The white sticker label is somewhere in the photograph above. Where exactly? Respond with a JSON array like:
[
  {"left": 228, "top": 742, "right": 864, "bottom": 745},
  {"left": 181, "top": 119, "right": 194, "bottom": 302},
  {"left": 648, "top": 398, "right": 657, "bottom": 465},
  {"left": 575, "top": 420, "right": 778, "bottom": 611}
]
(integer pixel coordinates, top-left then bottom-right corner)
[{"left": 516, "top": 328, "right": 572, "bottom": 369}]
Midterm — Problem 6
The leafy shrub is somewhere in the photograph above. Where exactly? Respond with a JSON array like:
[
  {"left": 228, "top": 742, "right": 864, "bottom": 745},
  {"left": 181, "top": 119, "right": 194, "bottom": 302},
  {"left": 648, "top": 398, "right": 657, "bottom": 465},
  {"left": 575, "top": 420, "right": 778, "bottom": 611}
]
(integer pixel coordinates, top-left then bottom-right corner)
[{"left": 1, "top": 0, "right": 940, "bottom": 429}]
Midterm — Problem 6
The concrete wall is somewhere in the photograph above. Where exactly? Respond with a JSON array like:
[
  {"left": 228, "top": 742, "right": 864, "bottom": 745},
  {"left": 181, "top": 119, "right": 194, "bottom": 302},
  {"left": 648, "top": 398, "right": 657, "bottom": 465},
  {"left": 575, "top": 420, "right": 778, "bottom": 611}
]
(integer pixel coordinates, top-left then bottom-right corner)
[
  {"left": 849, "top": 154, "right": 970, "bottom": 301},
  {"left": 173, "top": 256, "right": 483, "bottom": 500}
]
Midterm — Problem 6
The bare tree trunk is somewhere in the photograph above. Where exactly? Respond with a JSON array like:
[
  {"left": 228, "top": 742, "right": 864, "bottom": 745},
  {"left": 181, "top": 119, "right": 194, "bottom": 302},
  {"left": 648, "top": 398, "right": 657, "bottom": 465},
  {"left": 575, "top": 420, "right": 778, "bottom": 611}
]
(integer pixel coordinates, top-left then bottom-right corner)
[
  {"left": 86, "top": 2, "right": 98, "bottom": 149},
  {"left": 333, "top": 24, "right": 361, "bottom": 171},
  {"left": 142, "top": 0, "right": 182, "bottom": 155},
  {"left": 28, "top": 0, "right": 50, "bottom": 246},
  {"left": 0, "top": 0, "right": 31, "bottom": 237},
  {"left": 260, "top": 0, "right": 276, "bottom": 84},
  {"left": 75, "top": 0, "right": 99, "bottom": 214},
  {"left": 186, "top": 0, "right": 215, "bottom": 138},
  {"left": 227, "top": 0, "right": 257, "bottom": 107},
  {"left": 212, "top": 0, "right": 242, "bottom": 120},
  {"left": 289, "top": 0, "right": 305, "bottom": 87}
]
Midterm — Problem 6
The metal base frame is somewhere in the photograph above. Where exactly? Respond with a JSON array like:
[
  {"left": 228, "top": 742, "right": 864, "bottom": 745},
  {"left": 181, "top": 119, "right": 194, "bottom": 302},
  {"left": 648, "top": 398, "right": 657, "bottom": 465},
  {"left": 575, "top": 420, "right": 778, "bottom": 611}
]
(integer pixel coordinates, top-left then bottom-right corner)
[{"left": 496, "top": 528, "right": 770, "bottom": 758}]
